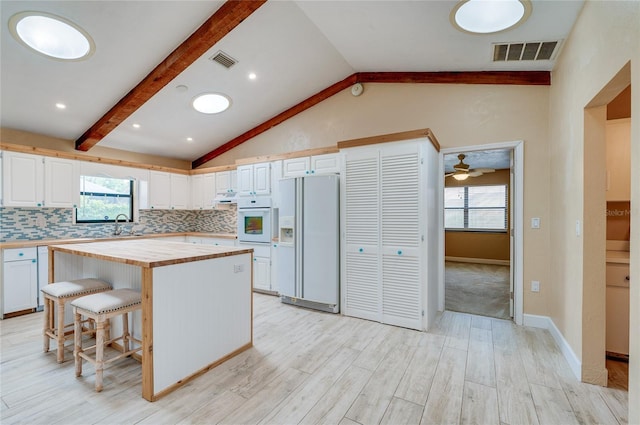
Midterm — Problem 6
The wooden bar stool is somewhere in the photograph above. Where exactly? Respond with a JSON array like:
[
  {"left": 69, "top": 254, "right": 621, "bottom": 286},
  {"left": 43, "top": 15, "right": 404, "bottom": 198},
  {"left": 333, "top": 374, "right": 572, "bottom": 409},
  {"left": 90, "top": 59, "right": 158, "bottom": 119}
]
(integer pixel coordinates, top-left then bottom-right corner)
[
  {"left": 41, "top": 278, "right": 112, "bottom": 363},
  {"left": 72, "top": 288, "right": 142, "bottom": 392}
]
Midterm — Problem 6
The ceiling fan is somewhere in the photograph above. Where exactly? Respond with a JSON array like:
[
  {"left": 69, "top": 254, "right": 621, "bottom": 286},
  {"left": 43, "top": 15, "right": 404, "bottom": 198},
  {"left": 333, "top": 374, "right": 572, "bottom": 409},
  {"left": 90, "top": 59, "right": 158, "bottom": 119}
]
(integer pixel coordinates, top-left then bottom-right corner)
[{"left": 445, "top": 154, "right": 495, "bottom": 181}]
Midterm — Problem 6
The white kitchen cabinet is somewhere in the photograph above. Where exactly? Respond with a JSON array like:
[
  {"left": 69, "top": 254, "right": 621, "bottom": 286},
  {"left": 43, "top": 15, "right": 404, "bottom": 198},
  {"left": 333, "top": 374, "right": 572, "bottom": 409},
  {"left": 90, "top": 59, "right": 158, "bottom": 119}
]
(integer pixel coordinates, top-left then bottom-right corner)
[
  {"left": 170, "top": 174, "right": 189, "bottom": 209},
  {"left": 606, "top": 118, "right": 630, "bottom": 201},
  {"left": 44, "top": 157, "right": 80, "bottom": 208},
  {"left": 191, "top": 174, "right": 204, "bottom": 209},
  {"left": 311, "top": 153, "right": 340, "bottom": 174},
  {"left": 271, "top": 160, "right": 283, "bottom": 208},
  {"left": 37, "top": 246, "right": 48, "bottom": 310},
  {"left": 216, "top": 170, "right": 238, "bottom": 194},
  {"left": 341, "top": 140, "right": 438, "bottom": 331},
  {"left": 149, "top": 171, "right": 171, "bottom": 209},
  {"left": 237, "top": 162, "right": 270, "bottom": 196},
  {"left": 282, "top": 153, "right": 339, "bottom": 178},
  {"left": 606, "top": 262, "right": 630, "bottom": 355},
  {"left": 239, "top": 242, "right": 272, "bottom": 292},
  {"left": 149, "top": 171, "right": 189, "bottom": 209},
  {"left": 2, "top": 247, "right": 38, "bottom": 317},
  {"left": 191, "top": 173, "right": 217, "bottom": 210},
  {"left": 202, "top": 173, "right": 216, "bottom": 208},
  {"left": 1, "top": 151, "right": 44, "bottom": 207},
  {"left": 282, "top": 157, "right": 310, "bottom": 178}
]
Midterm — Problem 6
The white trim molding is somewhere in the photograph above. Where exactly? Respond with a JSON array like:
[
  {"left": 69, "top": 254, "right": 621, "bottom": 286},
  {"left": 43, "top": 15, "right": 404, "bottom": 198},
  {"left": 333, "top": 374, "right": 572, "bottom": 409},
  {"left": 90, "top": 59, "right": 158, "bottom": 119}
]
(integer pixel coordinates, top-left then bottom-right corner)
[{"left": 523, "top": 313, "right": 582, "bottom": 380}]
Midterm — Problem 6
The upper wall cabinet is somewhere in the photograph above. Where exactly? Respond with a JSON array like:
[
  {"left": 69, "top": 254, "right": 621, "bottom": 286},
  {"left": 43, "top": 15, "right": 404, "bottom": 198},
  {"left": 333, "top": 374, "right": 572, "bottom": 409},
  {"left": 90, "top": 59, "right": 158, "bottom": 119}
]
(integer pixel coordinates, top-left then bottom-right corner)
[
  {"left": 2, "top": 151, "right": 44, "bottom": 207},
  {"left": 282, "top": 153, "right": 340, "bottom": 178},
  {"left": 237, "top": 162, "right": 271, "bottom": 196},
  {"left": 1, "top": 152, "right": 79, "bottom": 208},
  {"left": 191, "top": 173, "right": 217, "bottom": 210},
  {"left": 44, "top": 157, "right": 80, "bottom": 208},
  {"left": 606, "top": 118, "right": 630, "bottom": 201},
  {"left": 148, "top": 171, "right": 190, "bottom": 210},
  {"left": 215, "top": 170, "right": 238, "bottom": 194}
]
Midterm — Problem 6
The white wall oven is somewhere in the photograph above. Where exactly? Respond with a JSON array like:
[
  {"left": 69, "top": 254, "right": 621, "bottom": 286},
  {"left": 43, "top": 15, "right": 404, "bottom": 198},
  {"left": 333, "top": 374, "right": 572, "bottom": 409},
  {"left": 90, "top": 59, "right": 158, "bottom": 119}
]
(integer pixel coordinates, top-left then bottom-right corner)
[{"left": 237, "top": 197, "right": 272, "bottom": 244}]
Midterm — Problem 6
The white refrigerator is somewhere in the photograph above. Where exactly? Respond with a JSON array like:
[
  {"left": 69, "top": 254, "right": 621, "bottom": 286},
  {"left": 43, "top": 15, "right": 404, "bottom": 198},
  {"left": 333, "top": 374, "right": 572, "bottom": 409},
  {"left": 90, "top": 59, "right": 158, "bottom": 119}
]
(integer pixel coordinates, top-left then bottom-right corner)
[{"left": 278, "top": 175, "right": 339, "bottom": 313}]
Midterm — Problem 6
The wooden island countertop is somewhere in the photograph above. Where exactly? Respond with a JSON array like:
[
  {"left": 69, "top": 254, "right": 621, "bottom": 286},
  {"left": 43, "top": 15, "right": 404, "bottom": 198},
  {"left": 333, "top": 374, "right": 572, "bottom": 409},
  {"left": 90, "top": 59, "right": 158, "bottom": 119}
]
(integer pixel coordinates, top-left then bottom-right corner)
[
  {"left": 49, "top": 239, "right": 253, "bottom": 268},
  {"left": 48, "top": 238, "right": 254, "bottom": 401}
]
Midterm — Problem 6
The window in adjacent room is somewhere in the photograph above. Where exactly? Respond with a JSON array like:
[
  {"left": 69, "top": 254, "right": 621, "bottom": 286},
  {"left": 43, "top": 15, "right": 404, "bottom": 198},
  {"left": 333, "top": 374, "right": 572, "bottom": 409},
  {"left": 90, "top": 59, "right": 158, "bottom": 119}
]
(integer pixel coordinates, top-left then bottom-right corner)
[
  {"left": 76, "top": 176, "right": 133, "bottom": 223},
  {"left": 444, "top": 184, "right": 507, "bottom": 231}
]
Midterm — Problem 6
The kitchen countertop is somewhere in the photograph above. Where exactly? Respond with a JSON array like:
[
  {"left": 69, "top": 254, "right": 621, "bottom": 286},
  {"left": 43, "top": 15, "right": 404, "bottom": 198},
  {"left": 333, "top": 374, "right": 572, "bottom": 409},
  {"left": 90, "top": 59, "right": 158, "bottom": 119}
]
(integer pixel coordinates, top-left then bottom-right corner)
[
  {"left": 0, "top": 232, "right": 237, "bottom": 250},
  {"left": 50, "top": 239, "right": 252, "bottom": 268}
]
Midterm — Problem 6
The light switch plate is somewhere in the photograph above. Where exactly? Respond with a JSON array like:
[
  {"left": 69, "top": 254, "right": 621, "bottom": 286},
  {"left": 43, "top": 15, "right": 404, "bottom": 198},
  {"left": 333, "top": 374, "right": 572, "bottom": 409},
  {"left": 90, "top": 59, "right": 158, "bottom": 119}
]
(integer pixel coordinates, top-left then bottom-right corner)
[
  {"left": 531, "top": 217, "right": 540, "bottom": 229},
  {"left": 531, "top": 281, "right": 540, "bottom": 292}
]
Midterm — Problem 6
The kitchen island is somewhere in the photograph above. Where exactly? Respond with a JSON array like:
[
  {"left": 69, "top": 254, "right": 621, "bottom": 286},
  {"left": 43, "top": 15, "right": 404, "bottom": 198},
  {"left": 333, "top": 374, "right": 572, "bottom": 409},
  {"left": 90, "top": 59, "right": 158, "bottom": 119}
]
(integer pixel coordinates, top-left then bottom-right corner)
[{"left": 48, "top": 239, "right": 253, "bottom": 401}]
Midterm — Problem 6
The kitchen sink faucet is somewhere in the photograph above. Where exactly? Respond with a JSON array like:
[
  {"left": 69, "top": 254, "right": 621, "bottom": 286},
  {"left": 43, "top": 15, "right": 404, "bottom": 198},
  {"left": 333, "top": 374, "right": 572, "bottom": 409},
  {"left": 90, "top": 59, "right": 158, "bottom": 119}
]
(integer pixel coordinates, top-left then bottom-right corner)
[{"left": 113, "top": 214, "right": 130, "bottom": 236}]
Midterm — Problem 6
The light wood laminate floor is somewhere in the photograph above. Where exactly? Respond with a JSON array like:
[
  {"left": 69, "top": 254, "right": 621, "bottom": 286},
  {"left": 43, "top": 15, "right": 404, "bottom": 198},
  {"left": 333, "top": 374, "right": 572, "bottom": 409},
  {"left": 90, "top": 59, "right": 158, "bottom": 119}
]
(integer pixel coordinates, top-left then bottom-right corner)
[{"left": 0, "top": 293, "right": 629, "bottom": 424}]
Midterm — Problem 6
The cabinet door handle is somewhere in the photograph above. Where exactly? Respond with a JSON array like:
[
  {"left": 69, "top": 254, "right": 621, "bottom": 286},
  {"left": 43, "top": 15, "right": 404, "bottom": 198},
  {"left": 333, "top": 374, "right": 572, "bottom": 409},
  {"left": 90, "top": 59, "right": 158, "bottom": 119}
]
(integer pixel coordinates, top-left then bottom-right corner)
[
  {"left": 626, "top": 276, "right": 630, "bottom": 281},
  {"left": 397, "top": 250, "right": 403, "bottom": 255},
  {"left": 32, "top": 259, "right": 36, "bottom": 263},
  {"left": 358, "top": 248, "right": 363, "bottom": 253}
]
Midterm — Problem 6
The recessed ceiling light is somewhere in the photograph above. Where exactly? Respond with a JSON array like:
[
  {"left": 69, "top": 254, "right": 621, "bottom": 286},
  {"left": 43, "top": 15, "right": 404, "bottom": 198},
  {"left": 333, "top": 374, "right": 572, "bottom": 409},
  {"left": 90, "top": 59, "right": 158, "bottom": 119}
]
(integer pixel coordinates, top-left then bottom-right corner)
[
  {"left": 192, "top": 93, "right": 231, "bottom": 114},
  {"left": 55, "top": 103, "right": 66, "bottom": 109},
  {"left": 176, "top": 85, "right": 188, "bottom": 92},
  {"left": 450, "top": 0, "right": 532, "bottom": 34},
  {"left": 9, "top": 11, "right": 95, "bottom": 61},
  {"left": 132, "top": 123, "right": 141, "bottom": 129},
  {"left": 186, "top": 137, "right": 193, "bottom": 142},
  {"left": 248, "top": 73, "right": 257, "bottom": 80}
]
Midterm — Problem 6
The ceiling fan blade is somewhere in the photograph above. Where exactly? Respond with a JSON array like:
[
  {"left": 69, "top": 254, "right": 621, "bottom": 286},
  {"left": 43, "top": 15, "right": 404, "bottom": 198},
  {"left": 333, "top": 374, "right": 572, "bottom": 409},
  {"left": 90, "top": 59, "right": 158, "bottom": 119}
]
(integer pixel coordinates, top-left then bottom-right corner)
[
  {"left": 468, "top": 170, "right": 483, "bottom": 177},
  {"left": 445, "top": 172, "right": 454, "bottom": 177},
  {"left": 474, "top": 168, "right": 495, "bottom": 173}
]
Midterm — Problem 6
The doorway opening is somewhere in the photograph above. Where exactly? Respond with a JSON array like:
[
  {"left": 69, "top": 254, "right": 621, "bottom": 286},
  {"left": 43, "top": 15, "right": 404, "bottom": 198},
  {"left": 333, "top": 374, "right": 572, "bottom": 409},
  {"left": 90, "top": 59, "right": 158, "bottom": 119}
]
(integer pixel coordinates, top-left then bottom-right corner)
[
  {"left": 582, "top": 62, "right": 631, "bottom": 389},
  {"left": 439, "top": 142, "right": 524, "bottom": 324}
]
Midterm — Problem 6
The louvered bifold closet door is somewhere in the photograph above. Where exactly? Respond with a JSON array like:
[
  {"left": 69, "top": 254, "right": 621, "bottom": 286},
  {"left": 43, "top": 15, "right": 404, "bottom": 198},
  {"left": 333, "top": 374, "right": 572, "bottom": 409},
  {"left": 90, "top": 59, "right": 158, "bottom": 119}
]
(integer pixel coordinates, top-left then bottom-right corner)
[
  {"left": 380, "top": 145, "right": 422, "bottom": 330},
  {"left": 343, "top": 150, "right": 380, "bottom": 322}
]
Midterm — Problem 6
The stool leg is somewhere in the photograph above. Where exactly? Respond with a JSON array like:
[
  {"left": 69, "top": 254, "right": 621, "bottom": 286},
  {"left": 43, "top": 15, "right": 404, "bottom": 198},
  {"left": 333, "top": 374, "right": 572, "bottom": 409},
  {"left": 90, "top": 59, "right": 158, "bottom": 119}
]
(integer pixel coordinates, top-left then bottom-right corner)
[
  {"left": 56, "top": 300, "right": 65, "bottom": 363},
  {"left": 122, "top": 313, "right": 130, "bottom": 353},
  {"left": 95, "top": 320, "right": 105, "bottom": 392},
  {"left": 43, "top": 297, "right": 50, "bottom": 353},
  {"left": 74, "top": 310, "right": 82, "bottom": 378}
]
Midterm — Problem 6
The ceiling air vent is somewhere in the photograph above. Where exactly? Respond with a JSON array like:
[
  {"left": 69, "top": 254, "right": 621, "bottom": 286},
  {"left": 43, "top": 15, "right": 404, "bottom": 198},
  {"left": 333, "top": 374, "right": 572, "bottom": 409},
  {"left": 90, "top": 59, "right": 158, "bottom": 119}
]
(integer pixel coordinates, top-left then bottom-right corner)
[
  {"left": 209, "top": 50, "right": 237, "bottom": 69},
  {"left": 493, "top": 41, "right": 561, "bottom": 62}
]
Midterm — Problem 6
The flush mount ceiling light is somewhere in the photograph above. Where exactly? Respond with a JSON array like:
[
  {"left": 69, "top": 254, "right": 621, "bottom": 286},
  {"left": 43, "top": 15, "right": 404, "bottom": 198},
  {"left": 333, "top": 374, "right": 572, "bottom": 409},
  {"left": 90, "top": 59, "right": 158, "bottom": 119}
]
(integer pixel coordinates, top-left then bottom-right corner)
[
  {"left": 451, "top": 0, "right": 532, "bottom": 34},
  {"left": 9, "top": 11, "right": 95, "bottom": 60},
  {"left": 192, "top": 93, "right": 231, "bottom": 114},
  {"left": 452, "top": 171, "right": 470, "bottom": 181}
]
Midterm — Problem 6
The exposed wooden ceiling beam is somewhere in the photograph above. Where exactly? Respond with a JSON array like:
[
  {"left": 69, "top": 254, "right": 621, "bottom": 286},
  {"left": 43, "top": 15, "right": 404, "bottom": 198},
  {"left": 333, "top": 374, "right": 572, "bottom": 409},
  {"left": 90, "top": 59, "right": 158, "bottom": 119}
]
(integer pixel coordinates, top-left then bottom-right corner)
[
  {"left": 75, "top": 0, "right": 267, "bottom": 152},
  {"left": 358, "top": 71, "right": 550, "bottom": 85},
  {"left": 193, "top": 70, "right": 549, "bottom": 167}
]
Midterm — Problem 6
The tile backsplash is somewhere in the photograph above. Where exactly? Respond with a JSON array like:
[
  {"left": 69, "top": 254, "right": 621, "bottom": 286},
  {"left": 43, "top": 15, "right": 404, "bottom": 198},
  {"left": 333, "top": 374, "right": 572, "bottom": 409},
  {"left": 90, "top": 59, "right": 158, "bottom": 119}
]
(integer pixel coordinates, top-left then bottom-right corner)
[{"left": 0, "top": 207, "right": 237, "bottom": 242}]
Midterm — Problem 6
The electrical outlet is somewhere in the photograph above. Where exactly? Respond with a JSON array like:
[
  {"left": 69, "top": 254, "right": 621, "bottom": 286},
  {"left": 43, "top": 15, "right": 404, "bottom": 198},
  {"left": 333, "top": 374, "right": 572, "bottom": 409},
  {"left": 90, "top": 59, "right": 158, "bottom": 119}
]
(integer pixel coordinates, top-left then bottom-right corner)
[
  {"left": 234, "top": 264, "right": 244, "bottom": 273},
  {"left": 531, "top": 281, "right": 540, "bottom": 292}
]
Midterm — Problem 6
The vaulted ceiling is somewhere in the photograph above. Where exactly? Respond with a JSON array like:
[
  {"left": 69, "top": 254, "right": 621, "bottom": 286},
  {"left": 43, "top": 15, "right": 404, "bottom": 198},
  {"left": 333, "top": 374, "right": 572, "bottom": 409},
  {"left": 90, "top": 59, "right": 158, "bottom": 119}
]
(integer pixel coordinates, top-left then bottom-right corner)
[{"left": 0, "top": 1, "right": 584, "bottom": 168}]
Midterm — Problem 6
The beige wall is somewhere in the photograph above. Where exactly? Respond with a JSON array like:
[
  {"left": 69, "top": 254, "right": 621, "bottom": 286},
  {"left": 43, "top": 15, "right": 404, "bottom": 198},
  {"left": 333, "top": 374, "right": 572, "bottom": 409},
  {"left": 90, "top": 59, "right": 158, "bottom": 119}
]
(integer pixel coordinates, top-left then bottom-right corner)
[
  {"left": 445, "top": 169, "right": 510, "bottom": 261},
  {"left": 0, "top": 127, "right": 191, "bottom": 170},
  {"left": 204, "top": 83, "right": 552, "bottom": 316},
  {"left": 548, "top": 0, "right": 639, "bottom": 420}
]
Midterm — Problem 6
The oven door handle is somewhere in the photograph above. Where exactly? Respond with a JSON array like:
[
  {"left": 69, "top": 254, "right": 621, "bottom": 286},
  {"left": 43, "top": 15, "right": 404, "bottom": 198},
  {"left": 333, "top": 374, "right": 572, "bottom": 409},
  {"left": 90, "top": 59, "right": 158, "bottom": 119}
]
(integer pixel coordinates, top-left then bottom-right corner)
[{"left": 238, "top": 207, "right": 271, "bottom": 212}]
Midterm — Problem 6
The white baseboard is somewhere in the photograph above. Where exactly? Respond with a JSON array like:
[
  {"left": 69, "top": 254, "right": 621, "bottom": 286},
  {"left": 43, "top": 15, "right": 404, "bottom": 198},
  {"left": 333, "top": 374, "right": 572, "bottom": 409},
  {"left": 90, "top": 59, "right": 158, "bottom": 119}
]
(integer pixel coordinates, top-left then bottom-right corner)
[
  {"left": 445, "top": 256, "right": 510, "bottom": 266},
  {"left": 523, "top": 314, "right": 581, "bottom": 380}
]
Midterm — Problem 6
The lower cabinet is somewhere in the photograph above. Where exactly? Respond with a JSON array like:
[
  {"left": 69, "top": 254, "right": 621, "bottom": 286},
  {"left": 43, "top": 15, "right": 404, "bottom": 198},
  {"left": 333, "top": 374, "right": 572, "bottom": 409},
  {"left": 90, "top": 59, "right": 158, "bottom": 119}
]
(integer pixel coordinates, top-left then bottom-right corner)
[
  {"left": 238, "top": 242, "right": 272, "bottom": 293},
  {"left": 2, "top": 248, "right": 38, "bottom": 317}
]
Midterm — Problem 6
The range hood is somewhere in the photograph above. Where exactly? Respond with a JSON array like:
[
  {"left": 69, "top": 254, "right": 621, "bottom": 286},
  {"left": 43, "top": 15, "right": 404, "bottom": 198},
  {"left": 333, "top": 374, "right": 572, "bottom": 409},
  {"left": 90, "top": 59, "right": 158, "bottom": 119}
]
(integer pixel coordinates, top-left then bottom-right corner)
[{"left": 214, "top": 191, "right": 237, "bottom": 205}]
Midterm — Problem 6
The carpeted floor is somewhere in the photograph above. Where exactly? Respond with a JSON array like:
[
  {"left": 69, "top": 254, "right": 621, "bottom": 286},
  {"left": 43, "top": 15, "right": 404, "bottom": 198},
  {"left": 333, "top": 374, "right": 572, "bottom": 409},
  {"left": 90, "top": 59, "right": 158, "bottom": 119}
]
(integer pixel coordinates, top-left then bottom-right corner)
[{"left": 445, "top": 261, "right": 511, "bottom": 320}]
